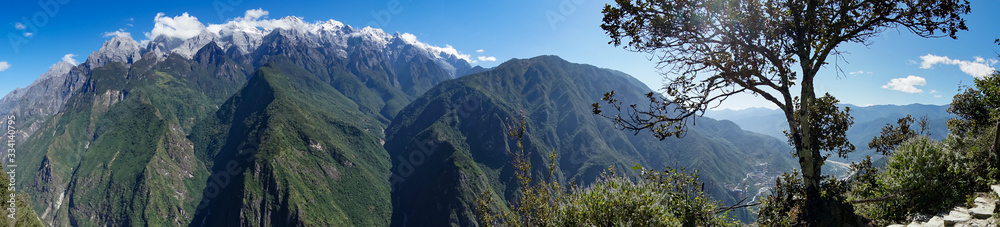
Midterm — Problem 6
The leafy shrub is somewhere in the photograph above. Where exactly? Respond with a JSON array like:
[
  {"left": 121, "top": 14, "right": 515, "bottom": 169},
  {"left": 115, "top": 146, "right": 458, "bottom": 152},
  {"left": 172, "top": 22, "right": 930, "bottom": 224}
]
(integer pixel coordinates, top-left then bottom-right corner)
[
  {"left": 557, "top": 166, "right": 737, "bottom": 226},
  {"left": 757, "top": 171, "right": 864, "bottom": 226},
  {"left": 0, "top": 167, "right": 43, "bottom": 227},
  {"left": 850, "top": 136, "right": 968, "bottom": 222},
  {"left": 476, "top": 114, "right": 737, "bottom": 226},
  {"left": 946, "top": 71, "right": 1000, "bottom": 185},
  {"left": 756, "top": 171, "right": 805, "bottom": 226},
  {"left": 477, "top": 165, "right": 738, "bottom": 227}
]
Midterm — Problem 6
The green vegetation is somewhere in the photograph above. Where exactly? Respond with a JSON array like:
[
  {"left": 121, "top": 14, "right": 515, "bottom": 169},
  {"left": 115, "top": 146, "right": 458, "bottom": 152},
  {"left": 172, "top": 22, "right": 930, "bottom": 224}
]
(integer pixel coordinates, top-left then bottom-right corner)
[
  {"left": 476, "top": 115, "right": 737, "bottom": 226},
  {"left": 0, "top": 166, "right": 44, "bottom": 227},
  {"left": 12, "top": 31, "right": 467, "bottom": 225},
  {"left": 851, "top": 137, "right": 967, "bottom": 223},
  {"left": 754, "top": 72, "right": 1000, "bottom": 225},
  {"left": 189, "top": 62, "right": 392, "bottom": 226},
  {"left": 845, "top": 71, "right": 1000, "bottom": 224},
  {"left": 597, "top": 0, "right": 971, "bottom": 224},
  {"left": 386, "top": 56, "right": 796, "bottom": 225},
  {"left": 756, "top": 171, "right": 863, "bottom": 226},
  {"left": 480, "top": 163, "right": 740, "bottom": 226},
  {"left": 753, "top": 70, "right": 1000, "bottom": 225},
  {"left": 705, "top": 104, "right": 954, "bottom": 165},
  {"left": 14, "top": 51, "right": 245, "bottom": 226}
]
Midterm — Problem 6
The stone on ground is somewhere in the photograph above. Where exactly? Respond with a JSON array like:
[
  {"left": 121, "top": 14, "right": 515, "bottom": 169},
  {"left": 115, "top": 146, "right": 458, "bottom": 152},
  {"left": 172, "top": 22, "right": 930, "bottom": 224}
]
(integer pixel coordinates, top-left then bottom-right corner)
[
  {"left": 969, "top": 197, "right": 995, "bottom": 219},
  {"left": 924, "top": 216, "right": 945, "bottom": 227},
  {"left": 943, "top": 209, "right": 972, "bottom": 226}
]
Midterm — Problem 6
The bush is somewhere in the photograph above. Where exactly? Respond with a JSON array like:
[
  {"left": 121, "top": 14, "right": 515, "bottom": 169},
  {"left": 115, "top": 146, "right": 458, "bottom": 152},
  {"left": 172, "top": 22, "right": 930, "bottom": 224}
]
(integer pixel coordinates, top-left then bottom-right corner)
[
  {"left": 477, "top": 165, "right": 738, "bottom": 227},
  {"left": 755, "top": 171, "right": 805, "bottom": 226},
  {"left": 851, "top": 136, "right": 967, "bottom": 222},
  {"left": 757, "top": 171, "right": 864, "bottom": 226},
  {"left": 557, "top": 166, "right": 737, "bottom": 226},
  {"left": 476, "top": 114, "right": 738, "bottom": 226}
]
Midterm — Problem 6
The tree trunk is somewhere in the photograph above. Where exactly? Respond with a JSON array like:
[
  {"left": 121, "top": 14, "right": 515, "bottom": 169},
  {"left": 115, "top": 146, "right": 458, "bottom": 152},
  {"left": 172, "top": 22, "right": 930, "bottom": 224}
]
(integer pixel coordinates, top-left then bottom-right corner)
[
  {"left": 992, "top": 118, "right": 999, "bottom": 156},
  {"left": 798, "top": 71, "right": 823, "bottom": 225}
]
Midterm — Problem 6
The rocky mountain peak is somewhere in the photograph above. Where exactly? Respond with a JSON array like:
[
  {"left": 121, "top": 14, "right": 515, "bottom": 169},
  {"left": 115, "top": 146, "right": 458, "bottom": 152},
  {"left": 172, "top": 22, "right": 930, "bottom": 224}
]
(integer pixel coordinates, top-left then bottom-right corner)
[
  {"left": 86, "top": 35, "right": 143, "bottom": 69},
  {"left": 218, "top": 30, "right": 264, "bottom": 55},
  {"left": 37, "top": 61, "right": 75, "bottom": 82},
  {"left": 85, "top": 12, "right": 476, "bottom": 79},
  {"left": 172, "top": 30, "right": 221, "bottom": 59}
]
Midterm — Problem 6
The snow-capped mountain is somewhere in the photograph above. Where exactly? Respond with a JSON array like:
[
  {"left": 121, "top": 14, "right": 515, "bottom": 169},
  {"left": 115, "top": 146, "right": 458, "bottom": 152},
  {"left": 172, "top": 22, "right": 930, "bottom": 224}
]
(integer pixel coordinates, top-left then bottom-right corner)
[
  {"left": 1, "top": 10, "right": 488, "bottom": 226},
  {"left": 84, "top": 14, "right": 475, "bottom": 78},
  {"left": 1, "top": 10, "right": 479, "bottom": 144}
]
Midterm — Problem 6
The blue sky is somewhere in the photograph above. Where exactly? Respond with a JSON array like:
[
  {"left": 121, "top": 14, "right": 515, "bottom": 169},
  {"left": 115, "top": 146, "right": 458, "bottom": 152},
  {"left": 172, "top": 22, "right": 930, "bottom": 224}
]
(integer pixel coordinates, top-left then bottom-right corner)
[{"left": 1, "top": 0, "right": 998, "bottom": 110}]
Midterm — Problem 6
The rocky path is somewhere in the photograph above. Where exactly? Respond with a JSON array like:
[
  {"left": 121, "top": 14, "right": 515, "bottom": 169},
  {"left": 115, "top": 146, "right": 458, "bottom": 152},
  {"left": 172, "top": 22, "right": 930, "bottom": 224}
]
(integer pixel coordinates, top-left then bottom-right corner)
[{"left": 889, "top": 185, "right": 998, "bottom": 227}]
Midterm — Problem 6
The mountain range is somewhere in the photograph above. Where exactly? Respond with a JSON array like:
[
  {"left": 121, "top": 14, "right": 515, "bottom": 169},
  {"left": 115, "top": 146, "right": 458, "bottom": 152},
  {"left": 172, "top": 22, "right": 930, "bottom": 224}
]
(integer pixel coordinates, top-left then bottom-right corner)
[
  {"left": 705, "top": 104, "right": 954, "bottom": 175},
  {"left": 385, "top": 56, "right": 796, "bottom": 225},
  {"left": 2, "top": 16, "right": 811, "bottom": 226}
]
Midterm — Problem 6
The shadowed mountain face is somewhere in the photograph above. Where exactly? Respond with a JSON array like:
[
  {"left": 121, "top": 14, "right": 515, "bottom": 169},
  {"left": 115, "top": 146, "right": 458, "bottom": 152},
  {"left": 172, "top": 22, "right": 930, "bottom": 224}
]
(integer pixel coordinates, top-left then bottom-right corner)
[
  {"left": 384, "top": 56, "right": 796, "bottom": 225},
  {"left": 16, "top": 51, "right": 249, "bottom": 226},
  {"left": 188, "top": 63, "right": 392, "bottom": 226}
]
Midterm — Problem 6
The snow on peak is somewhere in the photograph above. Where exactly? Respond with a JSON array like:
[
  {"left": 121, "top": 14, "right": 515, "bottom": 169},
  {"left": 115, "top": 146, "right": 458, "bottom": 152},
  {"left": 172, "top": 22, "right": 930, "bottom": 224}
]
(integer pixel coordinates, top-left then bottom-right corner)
[
  {"left": 320, "top": 20, "right": 345, "bottom": 31},
  {"left": 357, "top": 27, "right": 393, "bottom": 46},
  {"left": 172, "top": 30, "right": 221, "bottom": 59},
  {"left": 106, "top": 9, "right": 474, "bottom": 69}
]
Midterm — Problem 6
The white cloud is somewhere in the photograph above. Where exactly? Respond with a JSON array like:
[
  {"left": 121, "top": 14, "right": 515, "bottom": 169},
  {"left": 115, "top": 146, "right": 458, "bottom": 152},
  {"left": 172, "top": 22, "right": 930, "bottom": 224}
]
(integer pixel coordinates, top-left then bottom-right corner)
[
  {"left": 147, "top": 12, "right": 206, "bottom": 40},
  {"left": 398, "top": 33, "right": 471, "bottom": 62},
  {"left": 930, "top": 90, "right": 942, "bottom": 98},
  {"left": 23, "top": 32, "right": 32, "bottom": 37},
  {"left": 478, "top": 56, "right": 497, "bottom": 62},
  {"left": 141, "top": 9, "right": 473, "bottom": 63},
  {"left": 204, "top": 9, "right": 326, "bottom": 36},
  {"left": 244, "top": 8, "right": 268, "bottom": 20},
  {"left": 103, "top": 29, "right": 132, "bottom": 39},
  {"left": 14, "top": 22, "right": 25, "bottom": 30},
  {"left": 882, "top": 75, "right": 926, "bottom": 93},
  {"left": 920, "top": 54, "right": 998, "bottom": 78},
  {"left": 0, "top": 62, "right": 9, "bottom": 72},
  {"left": 476, "top": 49, "right": 484, "bottom": 53},
  {"left": 62, "top": 54, "right": 78, "bottom": 65},
  {"left": 848, "top": 70, "right": 871, "bottom": 76}
]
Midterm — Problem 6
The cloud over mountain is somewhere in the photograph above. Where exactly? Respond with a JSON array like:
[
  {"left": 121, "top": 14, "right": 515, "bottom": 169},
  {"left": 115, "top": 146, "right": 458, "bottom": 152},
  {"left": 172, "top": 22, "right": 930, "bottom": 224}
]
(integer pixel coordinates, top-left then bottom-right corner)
[
  {"left": 882, "top": 75, "right": 926, "bottom": 93},
  {"left": 398, "top": 33, "right": 470, "bottom": 62},
  {"left": 127, "top": 9, "right": 476, "bottom": 64},
  {"left": 147, "top": 12, "right": 207, "bottom": 40},
  {"left": 61, "top": 54, "right": 77, "bottom": 65},
  {"left": 920, "top": 54, "right": 997, "bottom": 78},
  {"left": 103, "top": 29, "right": 132, "bottom": 39}
]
